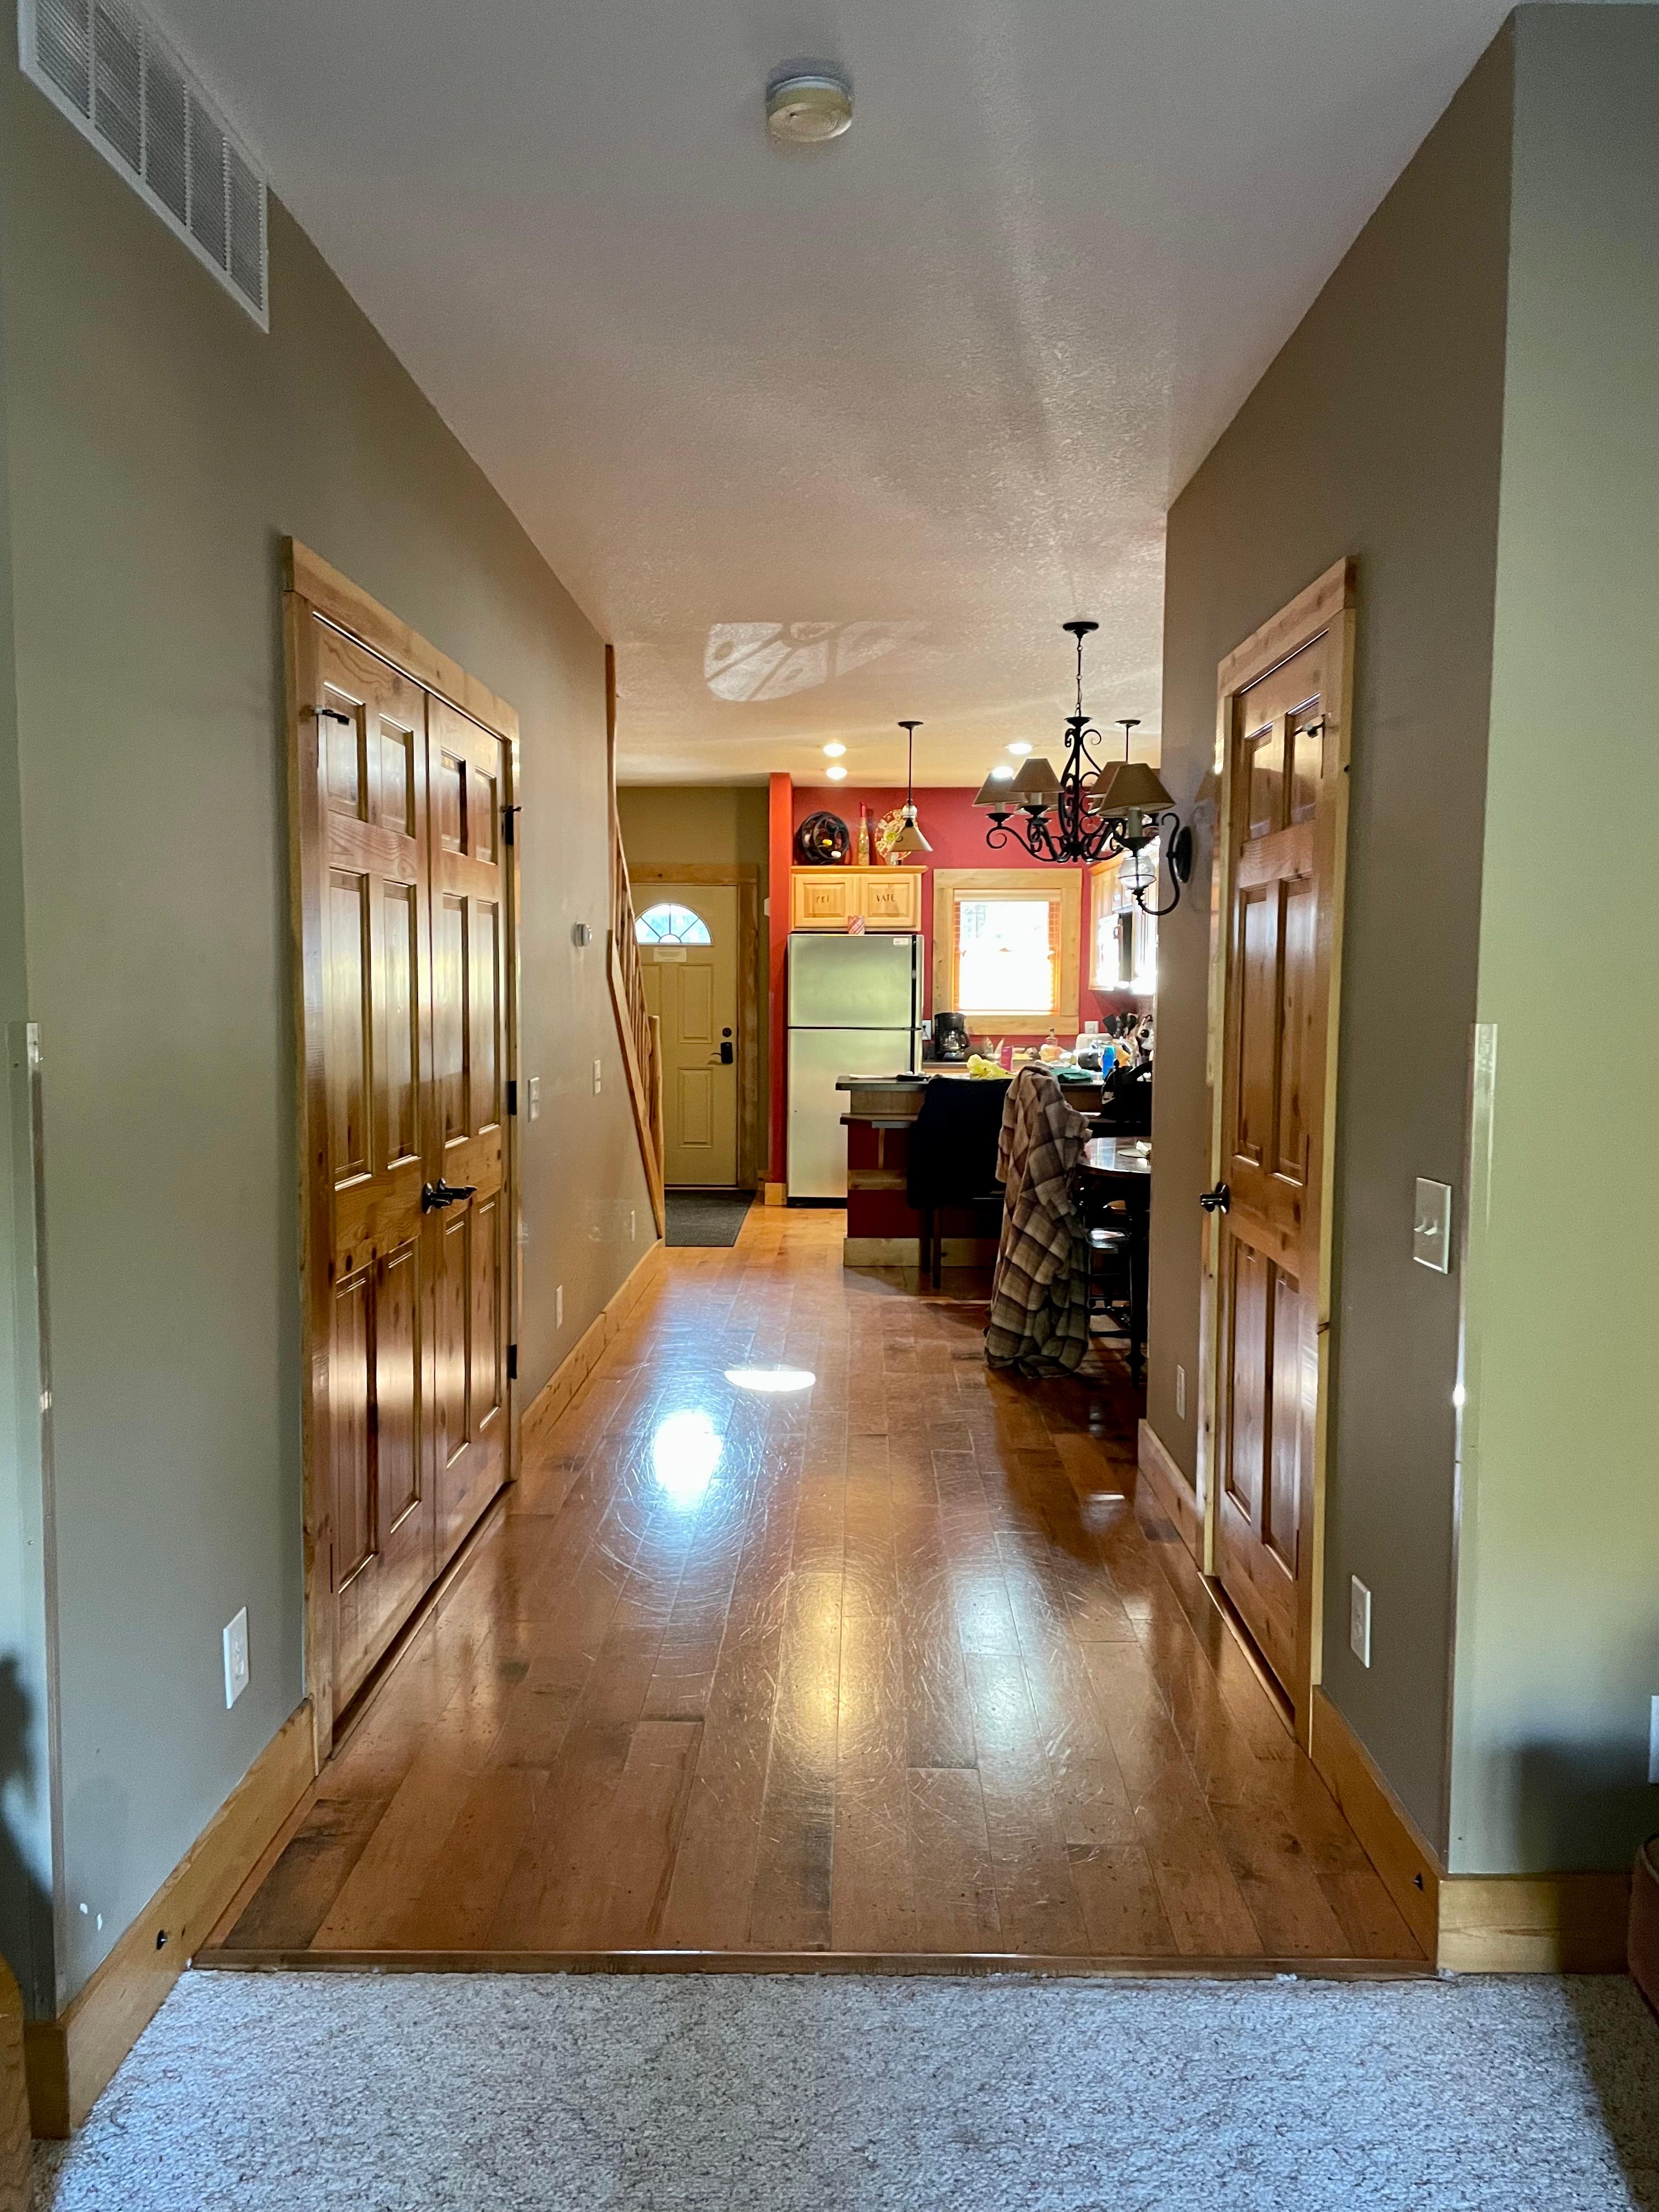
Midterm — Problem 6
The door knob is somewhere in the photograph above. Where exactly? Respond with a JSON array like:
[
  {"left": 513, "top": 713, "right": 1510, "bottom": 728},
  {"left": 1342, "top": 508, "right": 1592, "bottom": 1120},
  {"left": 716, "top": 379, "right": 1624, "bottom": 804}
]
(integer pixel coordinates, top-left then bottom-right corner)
[
  {"left": 1198, "top": 1182, "right": 1231, "bottom": 1214},
  {"left": 421, "top": 1178, "right": 477, "bottom": 1212}
]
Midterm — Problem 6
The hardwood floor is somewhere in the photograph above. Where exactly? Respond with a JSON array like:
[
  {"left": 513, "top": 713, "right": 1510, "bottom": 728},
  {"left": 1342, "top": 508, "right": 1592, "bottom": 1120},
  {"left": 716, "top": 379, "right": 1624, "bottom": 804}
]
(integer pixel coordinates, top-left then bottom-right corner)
[{"left": 206, "top": 1206, "right": 1423, "bottom": 1971}]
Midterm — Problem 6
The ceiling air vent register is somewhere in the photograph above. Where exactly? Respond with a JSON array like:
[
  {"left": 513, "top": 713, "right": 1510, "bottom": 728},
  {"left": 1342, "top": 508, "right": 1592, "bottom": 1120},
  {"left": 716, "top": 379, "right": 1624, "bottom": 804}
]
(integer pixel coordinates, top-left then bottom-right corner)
[{"left": 19, "top": 0, "right": 268, "bottom": 325}]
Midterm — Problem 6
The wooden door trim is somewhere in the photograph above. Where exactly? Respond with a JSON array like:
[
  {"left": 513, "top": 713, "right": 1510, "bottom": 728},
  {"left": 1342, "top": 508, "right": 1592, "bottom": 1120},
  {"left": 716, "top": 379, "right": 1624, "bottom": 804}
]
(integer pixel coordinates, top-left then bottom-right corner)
[
  {"left": 284, "top": 543, "right": 520, "bottom": 1763},
  {"left": 1199, "top": 555, "right": 1356, "bottom": 1749},
  {"left": 287, "top": 541, "right": 520, "bottom": 743},
  {"left": 631, "top": 864, "right": 760, "bottom": 1189}
]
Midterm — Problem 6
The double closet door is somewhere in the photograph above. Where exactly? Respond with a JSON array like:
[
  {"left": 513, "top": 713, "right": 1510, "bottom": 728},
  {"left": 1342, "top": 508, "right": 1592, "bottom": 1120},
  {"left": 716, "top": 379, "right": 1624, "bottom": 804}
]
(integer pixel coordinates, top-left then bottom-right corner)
[{"left": 302, "top": 609, "right": 512, "bottom": 1718}]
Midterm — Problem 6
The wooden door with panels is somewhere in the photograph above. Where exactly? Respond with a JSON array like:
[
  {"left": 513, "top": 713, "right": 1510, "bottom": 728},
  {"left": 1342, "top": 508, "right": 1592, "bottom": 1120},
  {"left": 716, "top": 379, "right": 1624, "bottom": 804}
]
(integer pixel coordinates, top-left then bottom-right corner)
[
  {"left": 289, "top": 541, "right": 520, "bottom": 1752},
  {"left": 306, "top": 618, "right": 437, "bottom": 1711},
  {"left": 1203, "top": 558, "right": 1353, "bottom": 1733},
  {"left": 640, "top": 883, "right": 740, "bottom": 1187},
  {"left": 426, "top": 699, "right": 512, "bottom": 1567}
]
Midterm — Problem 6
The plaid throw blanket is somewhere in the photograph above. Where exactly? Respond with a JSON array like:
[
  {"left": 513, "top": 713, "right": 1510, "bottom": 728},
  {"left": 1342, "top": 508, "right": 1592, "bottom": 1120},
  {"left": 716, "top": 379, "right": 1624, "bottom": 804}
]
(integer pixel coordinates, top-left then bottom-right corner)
[{"left": 985, "top": 1065, "right": 1092, "bottom": 1377}]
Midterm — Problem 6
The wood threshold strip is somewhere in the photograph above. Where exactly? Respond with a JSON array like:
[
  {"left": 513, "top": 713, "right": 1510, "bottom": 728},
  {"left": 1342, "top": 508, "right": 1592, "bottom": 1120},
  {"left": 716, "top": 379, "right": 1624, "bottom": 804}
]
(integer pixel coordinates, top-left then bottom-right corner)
[{"left": 193, "top": 1948, "right": 1433, "bottom": 1982}]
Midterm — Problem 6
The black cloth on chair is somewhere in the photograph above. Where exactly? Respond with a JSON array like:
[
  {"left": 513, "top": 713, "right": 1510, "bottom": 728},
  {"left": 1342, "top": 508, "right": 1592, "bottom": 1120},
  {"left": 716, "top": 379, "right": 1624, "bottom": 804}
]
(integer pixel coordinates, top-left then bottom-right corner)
[
  {"left": 905, "top": 1079, "right": 1009, "bottom": 1211},
  {"left": 1093, "top": 1059, "right": 1153, "bottom": 1136},
  {"left": 905, "top": 1077, "right": 1009, "bottom": 1284}
]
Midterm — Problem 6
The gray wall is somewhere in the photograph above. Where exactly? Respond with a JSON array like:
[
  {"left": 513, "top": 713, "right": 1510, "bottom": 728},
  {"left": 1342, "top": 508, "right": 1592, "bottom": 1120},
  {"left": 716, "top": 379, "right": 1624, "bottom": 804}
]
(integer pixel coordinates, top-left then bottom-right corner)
[
  {"left": 1149, "top": 29, "right": 1515, "bottom": 1850},
  {"left": 0, "top": 182, "right": 60, "bottom": 2015},
  {"left": 1449, "top": 4, "right": 1659, "bottom": 1874},
  {"left": 0, "top": 60, "right": 648, "bottom": 2005},
  {"left": 616, "top": 783, "right": 771, "bottom": 1143}
]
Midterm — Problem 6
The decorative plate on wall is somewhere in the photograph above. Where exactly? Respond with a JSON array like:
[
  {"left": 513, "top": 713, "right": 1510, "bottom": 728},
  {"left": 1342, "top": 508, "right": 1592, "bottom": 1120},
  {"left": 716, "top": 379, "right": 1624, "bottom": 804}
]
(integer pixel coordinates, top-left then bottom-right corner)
[{"left": 795, "top": 812, "right": 851, "bottom": 865}]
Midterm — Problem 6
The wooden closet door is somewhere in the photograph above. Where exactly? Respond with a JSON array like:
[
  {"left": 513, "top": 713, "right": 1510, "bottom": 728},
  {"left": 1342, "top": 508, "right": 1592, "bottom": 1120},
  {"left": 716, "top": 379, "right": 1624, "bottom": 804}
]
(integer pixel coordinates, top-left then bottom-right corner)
[
  {"left": 425, "top": 698, "right": 511, "bottom": 1566},
  {"left": 307, "top": 617, "right": 436, "bottom": 1709},
  {"left": 1214, "top": 633, "right": 1335, "bottom": 1701}
]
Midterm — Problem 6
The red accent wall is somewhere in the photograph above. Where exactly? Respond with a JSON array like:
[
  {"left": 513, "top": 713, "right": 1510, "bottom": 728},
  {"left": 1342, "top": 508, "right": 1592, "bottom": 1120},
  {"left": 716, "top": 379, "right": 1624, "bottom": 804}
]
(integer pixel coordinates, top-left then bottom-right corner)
[
  {"left": 789, "top": 783, "right": 1141, "bottom": 1028},
  {"left": 774, "top": 785, "right": 1143, "bottom": 1190},
  {"left": 768, "top": 772, "right": 793, "bottom": 1187}
]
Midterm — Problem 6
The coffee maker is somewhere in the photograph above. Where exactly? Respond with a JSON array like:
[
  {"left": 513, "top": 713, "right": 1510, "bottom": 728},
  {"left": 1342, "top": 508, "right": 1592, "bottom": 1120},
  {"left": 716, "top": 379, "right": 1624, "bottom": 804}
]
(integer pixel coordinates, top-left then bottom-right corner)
[{"left": 932, "top": 1011, "right": 970, "bottom": 1063}]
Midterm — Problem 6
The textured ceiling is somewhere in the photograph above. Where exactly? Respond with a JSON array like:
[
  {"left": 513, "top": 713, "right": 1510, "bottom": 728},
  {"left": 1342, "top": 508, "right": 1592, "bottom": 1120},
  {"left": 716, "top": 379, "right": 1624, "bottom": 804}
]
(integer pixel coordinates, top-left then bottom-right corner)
[{"left": 153, "top": 0, "right": 1517, "bottom": 787}]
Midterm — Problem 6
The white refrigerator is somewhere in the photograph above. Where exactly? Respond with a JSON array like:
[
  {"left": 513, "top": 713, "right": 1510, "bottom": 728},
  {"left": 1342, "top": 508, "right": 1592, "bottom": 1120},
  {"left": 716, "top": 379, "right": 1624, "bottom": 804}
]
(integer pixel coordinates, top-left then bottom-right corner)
[{"left": 786, "top": 932, "right": 922, "bottom": 1200}]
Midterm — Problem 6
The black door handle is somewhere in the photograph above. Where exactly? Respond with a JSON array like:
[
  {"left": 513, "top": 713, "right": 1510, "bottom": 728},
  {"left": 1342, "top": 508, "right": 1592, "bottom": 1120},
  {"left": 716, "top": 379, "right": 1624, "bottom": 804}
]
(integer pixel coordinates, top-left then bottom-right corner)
[
  {"left": 719, "top": 1041, "right": 734, "bottom": 1065},
  {"left": 1198, "top": 1182, "right": 1231, "bottom": 1214},
  {"left": 421, "top": 1178, "right": 477, "bottom": 1212}
]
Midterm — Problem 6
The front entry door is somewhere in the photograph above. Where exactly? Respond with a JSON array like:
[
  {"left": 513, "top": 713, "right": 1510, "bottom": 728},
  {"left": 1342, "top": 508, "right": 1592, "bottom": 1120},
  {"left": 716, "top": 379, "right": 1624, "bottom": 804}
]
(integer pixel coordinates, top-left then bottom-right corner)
[
  {"left": 300, "top": 608, "right": 515, "bottom": 1721},
  {"left": 1211, "top": 588, "right": 1347, "bottom": 1713},
  {"left": 641, "top": 883, "right": 740, "bottom": 1186}
]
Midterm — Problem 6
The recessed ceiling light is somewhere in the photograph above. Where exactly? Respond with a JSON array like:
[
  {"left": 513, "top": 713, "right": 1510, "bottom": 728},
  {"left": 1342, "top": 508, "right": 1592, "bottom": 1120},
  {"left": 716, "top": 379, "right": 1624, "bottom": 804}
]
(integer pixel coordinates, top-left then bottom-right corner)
[
  {"left": 822, "top": 742, "right": 846, "bottom": 757},
  {"left": 1007, "top": 742, "right": 1032, "bottom": 756},
  {"left": 766, "top": 66, "right": 853, "bottom": 145},
  {"left": 990, "top": 764, "right": 1014, "bottom": 781},
  {"left": 725, "top": 1366, "right": 816, "bottom": 1393},
  {"left": 825, "top": 764, "right": 847, "bottom": 781}
]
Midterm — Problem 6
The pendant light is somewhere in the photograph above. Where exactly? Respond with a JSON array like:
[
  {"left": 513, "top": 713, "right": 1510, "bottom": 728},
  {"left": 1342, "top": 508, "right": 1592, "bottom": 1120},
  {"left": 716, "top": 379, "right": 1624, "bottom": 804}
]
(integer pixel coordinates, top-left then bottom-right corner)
[
  {"left": 892, "top": 720, "right": 931, "bottom": 857},
  {"left": 978, "top": 620, "right": 1193, "bottom": 913}
]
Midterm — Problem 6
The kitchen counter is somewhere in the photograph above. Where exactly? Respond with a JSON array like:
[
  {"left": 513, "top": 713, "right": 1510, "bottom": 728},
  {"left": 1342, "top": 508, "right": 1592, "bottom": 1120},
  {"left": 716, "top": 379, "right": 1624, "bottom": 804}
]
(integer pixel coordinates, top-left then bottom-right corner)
[{"left": 837, "top": 1066, "right": 1105, "bottom": 1267}]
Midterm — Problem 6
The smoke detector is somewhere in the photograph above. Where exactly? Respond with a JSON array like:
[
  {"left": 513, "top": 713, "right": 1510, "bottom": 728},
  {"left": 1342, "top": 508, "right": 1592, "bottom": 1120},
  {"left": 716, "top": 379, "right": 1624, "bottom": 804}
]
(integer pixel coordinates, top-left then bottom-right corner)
[{"left": 766, "top": 66, "right": 853, "bottom": 144}]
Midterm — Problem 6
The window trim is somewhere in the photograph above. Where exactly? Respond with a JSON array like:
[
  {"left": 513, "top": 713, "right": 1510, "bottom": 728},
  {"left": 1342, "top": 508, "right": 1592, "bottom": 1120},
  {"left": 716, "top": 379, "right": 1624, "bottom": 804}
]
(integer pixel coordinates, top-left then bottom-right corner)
[
  {"left": 930, "top": 867, "right": 1082, "bottom": 1033},
  {"left": 1089, "top": 852, "right": 1159, "bottom": 996}
]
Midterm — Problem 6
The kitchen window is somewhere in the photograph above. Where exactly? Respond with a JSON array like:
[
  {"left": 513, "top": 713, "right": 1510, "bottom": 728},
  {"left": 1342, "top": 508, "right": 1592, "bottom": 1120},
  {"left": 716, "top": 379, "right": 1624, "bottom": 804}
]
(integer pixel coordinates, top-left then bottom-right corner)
[
  {"left": 930, "top": 869, "right": 1082, "bottom": 1031},
  {"left": 1089, "top": 849, "right": 1159, "bottom": 996}
]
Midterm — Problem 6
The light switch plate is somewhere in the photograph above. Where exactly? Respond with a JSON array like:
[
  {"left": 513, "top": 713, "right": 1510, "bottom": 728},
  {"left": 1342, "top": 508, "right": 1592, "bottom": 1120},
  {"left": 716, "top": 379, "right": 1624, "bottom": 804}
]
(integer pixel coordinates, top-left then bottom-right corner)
[
  {"left": 223, "top": 1607, "right": 250, "bottom": 1708},
  {"left": 1350, "top": 1577, "right": 1372, "bottom": 1668},
  {"left": 1413, "top": 1178, "right": 1453, "bottom": 1272},
  {"left": 527, "top": 1075, "right": 541, "bottom": 1122}
]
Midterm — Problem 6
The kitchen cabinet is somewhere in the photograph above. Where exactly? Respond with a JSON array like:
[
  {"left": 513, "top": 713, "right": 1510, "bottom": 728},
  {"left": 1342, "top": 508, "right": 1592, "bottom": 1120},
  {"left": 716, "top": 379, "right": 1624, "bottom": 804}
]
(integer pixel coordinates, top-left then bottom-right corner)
[{"left": 790, "top": 866, "right": 923, "bottom": 932}]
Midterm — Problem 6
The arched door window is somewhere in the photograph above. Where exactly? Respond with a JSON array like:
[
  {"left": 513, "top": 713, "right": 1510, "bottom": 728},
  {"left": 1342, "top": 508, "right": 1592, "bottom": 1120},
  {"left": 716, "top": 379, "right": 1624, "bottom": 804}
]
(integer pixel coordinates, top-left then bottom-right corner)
[{"left": 635, "top": 901, "right": 712, "bottom": 946}]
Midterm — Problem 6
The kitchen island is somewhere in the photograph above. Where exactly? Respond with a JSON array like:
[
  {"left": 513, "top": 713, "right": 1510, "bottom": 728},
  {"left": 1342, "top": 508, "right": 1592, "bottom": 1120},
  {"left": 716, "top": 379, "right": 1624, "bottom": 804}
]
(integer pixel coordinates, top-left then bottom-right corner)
[{"left": 836, "top": 1068, "right": 1105, "bottom": 1270}]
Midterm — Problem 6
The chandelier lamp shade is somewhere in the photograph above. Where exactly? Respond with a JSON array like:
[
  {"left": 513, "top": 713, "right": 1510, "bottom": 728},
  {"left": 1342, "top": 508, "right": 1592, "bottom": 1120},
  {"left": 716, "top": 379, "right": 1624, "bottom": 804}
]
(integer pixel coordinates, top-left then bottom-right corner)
[
  {"left": 977, "top": 620, "right": 1194, "bottom": 915},
  {"left": 891, "top": 720, "right": 932, "bottom": 855}
]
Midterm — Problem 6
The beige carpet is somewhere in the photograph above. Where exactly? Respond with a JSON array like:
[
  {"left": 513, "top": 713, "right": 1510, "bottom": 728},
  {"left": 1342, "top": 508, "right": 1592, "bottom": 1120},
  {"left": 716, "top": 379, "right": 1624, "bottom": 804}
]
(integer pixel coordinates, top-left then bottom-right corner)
[{"left": 33, "top": 1968, "right": 1659, "bottom": 2209}]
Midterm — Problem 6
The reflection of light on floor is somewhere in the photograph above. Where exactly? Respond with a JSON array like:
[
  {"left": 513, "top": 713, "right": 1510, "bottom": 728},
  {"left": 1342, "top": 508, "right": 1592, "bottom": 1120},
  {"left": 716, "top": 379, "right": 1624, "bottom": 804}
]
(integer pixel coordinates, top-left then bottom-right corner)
[
  {"left": 724, "top": 1367, "right": 816, "bottom": 1393},
  {"left": 703, "top": 620, "right": 923, "bottom": 702},
  {"left": 651, "top": 1408, "right": 723, "bottom": 1509}
]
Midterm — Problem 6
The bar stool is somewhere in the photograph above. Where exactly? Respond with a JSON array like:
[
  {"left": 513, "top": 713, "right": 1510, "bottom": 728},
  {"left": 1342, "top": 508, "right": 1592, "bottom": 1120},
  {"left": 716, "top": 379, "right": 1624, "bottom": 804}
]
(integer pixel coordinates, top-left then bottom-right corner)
[{"left": 905, "top": 1079, "right": 1009, "bottom": 1288}]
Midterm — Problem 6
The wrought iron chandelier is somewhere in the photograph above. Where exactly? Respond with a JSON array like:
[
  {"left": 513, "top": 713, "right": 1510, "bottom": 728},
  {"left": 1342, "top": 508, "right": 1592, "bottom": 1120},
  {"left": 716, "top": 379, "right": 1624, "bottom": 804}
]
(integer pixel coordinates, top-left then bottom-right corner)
[{"left": 975, "top": 619, "right": 1194, "bottom": 915}]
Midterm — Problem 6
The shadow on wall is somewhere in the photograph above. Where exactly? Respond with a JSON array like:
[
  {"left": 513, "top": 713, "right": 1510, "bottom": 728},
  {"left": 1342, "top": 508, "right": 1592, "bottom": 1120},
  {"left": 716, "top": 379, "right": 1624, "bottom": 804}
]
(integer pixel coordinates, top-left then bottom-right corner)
[
  {"left": 1515, "top": 1738, "right": 1658, "bottom": 1874},
  {"left": 1562, "top": 1978, "right": 1659, "bottom": 2211},
  {"left": 0, "top": 1652, "right": 52, "bottom": 2012}
]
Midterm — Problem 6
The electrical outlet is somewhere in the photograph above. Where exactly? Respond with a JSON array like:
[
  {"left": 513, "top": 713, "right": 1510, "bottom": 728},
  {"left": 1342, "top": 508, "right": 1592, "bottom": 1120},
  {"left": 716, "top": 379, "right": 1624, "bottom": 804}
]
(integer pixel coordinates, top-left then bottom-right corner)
[
  {"left": 629, "top": 1209, "right": 637, "bottom": 1241},
  {"left": 527, "top": 1075, "right": 541, "bottom": 1121},
  {"left": 1649, "top": 1696, "right": 1659, "bottom": 1786},
  {"left": 555, "top": 1283, "right": 564, "bottom": 1329},
  {"left": 1176, "top": 1364, "right": 1187, "bottom": 1420},
  {"left": 592, "top": 1057, "right": 602, "bottom": 1096},
  {"left": 1349, "top": 1577, "right": 1372, "bottom": 1668},
  {"left": 223, "top": 1607, "right": 250, "bottom": 1708}
]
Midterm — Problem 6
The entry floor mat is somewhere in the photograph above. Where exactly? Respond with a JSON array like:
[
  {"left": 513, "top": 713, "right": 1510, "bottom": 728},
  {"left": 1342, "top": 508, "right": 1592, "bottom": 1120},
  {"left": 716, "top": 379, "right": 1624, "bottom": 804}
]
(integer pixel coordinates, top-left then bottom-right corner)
[{"left": 664, "top": 1189, "right": 755, "bottom": 1246}]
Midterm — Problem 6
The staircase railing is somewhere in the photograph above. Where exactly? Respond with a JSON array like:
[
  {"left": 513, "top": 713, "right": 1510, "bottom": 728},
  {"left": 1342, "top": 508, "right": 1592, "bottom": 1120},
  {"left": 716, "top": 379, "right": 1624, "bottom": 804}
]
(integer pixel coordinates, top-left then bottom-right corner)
[{"left": 605, "top": 648, "right": 667, "bottom": 1239}]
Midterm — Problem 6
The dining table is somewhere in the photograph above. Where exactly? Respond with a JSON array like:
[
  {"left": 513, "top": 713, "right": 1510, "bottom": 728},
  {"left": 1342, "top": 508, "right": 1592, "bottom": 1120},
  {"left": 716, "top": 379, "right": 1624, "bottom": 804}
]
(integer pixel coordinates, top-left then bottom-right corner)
[{"left": 1075, "top": 1135, "right": 1152, "bottom": 1383}]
